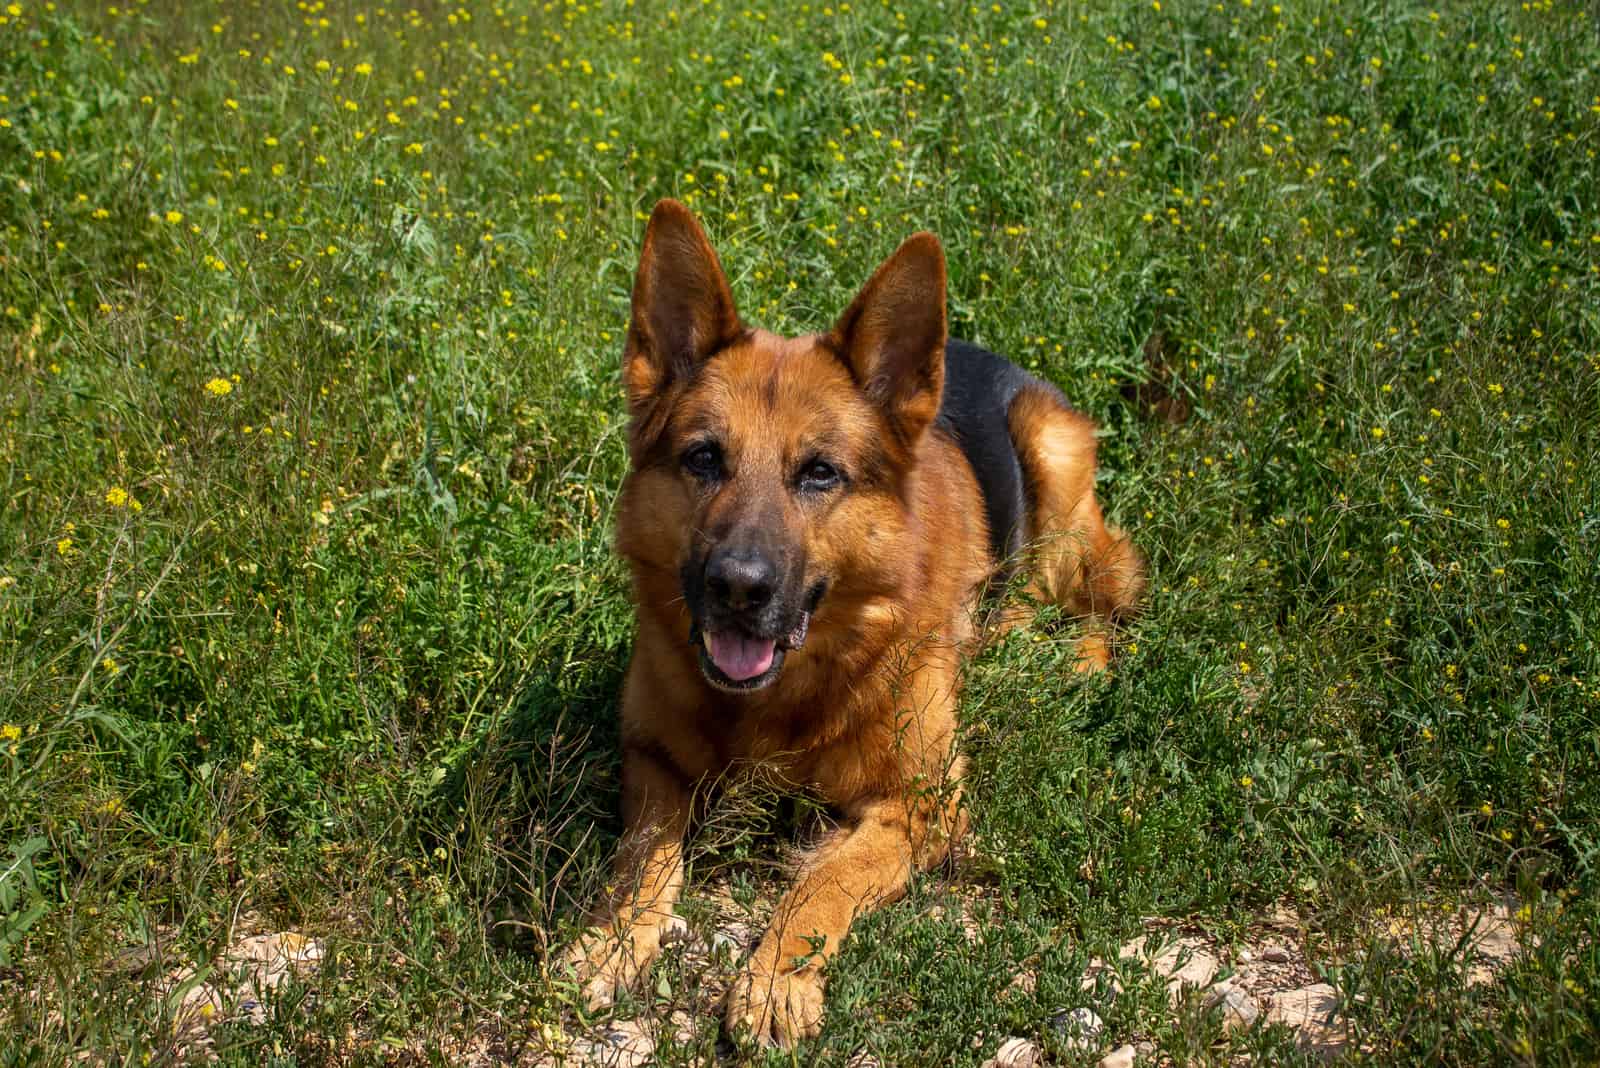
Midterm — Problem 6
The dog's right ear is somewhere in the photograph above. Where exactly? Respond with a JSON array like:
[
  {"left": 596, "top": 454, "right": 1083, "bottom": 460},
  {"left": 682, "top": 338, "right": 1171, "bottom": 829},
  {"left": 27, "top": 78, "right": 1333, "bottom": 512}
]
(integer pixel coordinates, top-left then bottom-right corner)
[{"left": 624, "top": 200, "right": 742, "bottom": 423}]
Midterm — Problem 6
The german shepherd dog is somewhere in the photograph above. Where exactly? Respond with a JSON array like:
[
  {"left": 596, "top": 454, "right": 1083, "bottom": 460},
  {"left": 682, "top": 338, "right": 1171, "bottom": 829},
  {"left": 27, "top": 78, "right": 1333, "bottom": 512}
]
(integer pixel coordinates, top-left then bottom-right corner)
[{"left": 568, "top": 200, "right": 1143, "bottom": 1046}]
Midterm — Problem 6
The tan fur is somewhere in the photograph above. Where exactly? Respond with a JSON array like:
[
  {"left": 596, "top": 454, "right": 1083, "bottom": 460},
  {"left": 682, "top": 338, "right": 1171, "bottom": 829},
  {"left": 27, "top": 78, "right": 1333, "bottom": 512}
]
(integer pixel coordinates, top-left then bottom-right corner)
[
  {"left": 568, "top": 201, "right": 1140, "bottom": 1047},
  {"left": 1007, "top": 387, "right": 1145, "bottom": 670}
]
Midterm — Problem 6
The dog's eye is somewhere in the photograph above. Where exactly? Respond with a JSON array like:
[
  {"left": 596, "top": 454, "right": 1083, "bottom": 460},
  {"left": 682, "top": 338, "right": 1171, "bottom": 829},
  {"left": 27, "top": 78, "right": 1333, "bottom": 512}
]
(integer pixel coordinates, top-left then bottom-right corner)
[
  {"left": 681, "top": 442, "right": 723, "bottom": 480},
  {"left": 798, "top": 458, "right": 843, "bottom": 493}
]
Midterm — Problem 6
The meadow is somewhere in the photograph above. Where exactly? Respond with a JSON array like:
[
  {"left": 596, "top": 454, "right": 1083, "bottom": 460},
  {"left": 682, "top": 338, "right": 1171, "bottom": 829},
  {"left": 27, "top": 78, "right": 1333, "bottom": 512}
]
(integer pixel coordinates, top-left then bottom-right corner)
[{"left": 1, "top": 0, "right": 1597, "bottom": 1063}]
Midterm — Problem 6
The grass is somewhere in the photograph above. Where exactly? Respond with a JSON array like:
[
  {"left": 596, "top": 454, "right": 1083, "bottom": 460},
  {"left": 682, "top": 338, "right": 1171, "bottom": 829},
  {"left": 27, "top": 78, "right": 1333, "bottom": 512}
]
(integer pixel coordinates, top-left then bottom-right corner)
[{"left": 1, "top": 0, "right": 1597, "bottom": 1063}]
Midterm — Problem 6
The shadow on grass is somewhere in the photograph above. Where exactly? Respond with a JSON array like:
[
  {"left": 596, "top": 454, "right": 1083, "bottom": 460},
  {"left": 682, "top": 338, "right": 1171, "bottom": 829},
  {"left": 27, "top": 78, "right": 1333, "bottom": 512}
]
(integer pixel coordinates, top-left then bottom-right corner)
[{"left": 420, "top": 661, "right": 627, "bottom": 961}]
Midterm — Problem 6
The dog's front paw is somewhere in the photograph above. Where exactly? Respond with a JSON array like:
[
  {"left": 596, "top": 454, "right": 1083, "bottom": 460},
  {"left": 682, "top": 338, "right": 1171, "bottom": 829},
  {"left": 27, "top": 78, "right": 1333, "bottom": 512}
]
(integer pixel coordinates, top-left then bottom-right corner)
[
  {"left": 725, "top": 957, "right": 826, "bottom": 1048},
  {"left": 564, "top": 923, "right": 664, "bottom": 1012}
]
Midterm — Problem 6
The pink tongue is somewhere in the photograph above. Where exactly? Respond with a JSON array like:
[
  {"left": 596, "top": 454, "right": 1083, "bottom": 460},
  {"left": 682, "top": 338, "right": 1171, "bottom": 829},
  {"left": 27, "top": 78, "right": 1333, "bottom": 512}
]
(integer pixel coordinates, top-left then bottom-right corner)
[{"left": 706, "top": 632, "right": 776, "bottom": 681}]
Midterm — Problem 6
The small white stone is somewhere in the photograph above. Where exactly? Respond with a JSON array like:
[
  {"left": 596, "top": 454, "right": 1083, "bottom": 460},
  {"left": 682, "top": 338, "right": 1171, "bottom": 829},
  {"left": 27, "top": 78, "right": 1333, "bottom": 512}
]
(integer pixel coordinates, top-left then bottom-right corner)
[
  {"left": 1268, "top": 983, "right": 1347, "bottom": 1054},
  {"left": 227, "top": 931, "right": 323, "bottom": 966},
  {"left": 168, "top": 930, "right": 324, "bottom": 1034},
  {"left": 1050, "top": 1007, "right": 1104, "bottom": 1051},
  {"left": 1268, "top": 983, "right": 1336, "bottom": 1026},
  {"left": 983, "top": 1036, "right": 1044, "bottom": 1068},
  {"left": 1151, "top": 940, "right": 1219, "bottom": 1002},
  {"left": 1097, "top": 1044, "right": 1138, "bottom": 1068},
  {"left": 1205, "top": 982, "right": 1261, "bottom": 1032},
  {"left": 173, "top": 973, "right": 226, "bottom": 1029}
]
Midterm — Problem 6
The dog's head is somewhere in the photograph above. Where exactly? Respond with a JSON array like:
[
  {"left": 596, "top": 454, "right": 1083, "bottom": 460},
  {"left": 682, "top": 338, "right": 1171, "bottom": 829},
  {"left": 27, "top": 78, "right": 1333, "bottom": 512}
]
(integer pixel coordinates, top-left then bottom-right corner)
[{"left": 615, "top": 199, "right": 947, "bottom": 694}]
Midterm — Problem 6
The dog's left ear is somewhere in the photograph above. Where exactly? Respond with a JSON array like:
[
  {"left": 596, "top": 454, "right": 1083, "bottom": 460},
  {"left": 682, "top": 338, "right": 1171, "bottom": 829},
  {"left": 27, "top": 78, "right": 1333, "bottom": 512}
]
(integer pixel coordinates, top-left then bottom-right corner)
[{"left": 828, "top": 231, "right": 947, "bottom": 444}]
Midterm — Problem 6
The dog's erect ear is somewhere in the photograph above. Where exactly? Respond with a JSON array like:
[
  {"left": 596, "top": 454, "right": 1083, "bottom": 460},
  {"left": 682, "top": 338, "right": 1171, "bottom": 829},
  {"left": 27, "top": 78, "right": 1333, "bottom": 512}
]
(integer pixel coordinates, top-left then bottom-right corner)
[
  {"left": 624, "top": 200, "right": 742, "bottom": 413},
  {"left": 828, "top": 231, "right": 947, "bottom": 445}
]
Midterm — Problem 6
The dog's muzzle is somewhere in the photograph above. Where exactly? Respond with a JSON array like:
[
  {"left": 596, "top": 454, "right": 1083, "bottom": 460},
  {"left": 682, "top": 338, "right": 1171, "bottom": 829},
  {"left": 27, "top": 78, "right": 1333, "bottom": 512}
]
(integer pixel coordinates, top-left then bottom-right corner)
[{"left": 690, "top": 611, "right": 811, "bottom": 693}]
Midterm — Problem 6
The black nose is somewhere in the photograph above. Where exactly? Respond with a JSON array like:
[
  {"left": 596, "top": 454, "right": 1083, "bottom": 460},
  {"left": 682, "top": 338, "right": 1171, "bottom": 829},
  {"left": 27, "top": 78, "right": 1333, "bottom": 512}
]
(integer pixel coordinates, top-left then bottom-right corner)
[{"left": 705, "top": 547, "right": 776, "bottom": 612}]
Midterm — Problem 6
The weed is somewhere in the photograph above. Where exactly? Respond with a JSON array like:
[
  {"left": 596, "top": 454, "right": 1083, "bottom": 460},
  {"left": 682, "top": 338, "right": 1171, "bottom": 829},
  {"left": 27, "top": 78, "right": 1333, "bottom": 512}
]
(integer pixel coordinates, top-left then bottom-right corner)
[{"left": 1, "top": 0, "right": 1596, "bottom": 1063}]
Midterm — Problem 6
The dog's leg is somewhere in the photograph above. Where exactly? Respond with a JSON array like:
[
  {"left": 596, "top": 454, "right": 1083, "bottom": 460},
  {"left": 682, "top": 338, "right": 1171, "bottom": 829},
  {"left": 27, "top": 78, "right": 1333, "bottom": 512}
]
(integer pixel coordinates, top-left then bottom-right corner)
[
  {"left": 725, "top": 782, "right": 961, "bottom": 1046},
  {"left": 567, "top": 742, "right": 691, "bottom": 1011},
  {"left": 1007, "top": 385, "right": 1145, "bottom": 669}
]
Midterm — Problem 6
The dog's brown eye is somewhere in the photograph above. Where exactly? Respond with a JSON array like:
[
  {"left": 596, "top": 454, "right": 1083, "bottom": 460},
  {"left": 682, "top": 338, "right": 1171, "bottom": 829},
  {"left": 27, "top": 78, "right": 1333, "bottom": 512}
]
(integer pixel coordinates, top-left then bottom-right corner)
[
  {"left": 682, "top": 442, "right": 723, "bottom": 480},
  {"left": 798, "top": 458, "right": 843, "bottom": 493}
]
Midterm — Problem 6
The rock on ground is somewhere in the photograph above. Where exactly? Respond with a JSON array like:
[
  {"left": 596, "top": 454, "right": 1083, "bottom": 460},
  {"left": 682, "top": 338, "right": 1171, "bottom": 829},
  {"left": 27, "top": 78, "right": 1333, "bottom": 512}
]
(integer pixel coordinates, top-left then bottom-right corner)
[
  {"left": 1268, "top": 982, "right": 1347, "bottom": 1055},
  {"left": 170, "top": 930, "right": 324, "bottom": 1032},
  {"left": 1204, "top": 982, "right": 1262, "bottom": 1032},
  {"left": 1119, "top": 934, "right": 1220, "bottom": 1004},
  {"left": 982, "top": 1036, "right": 1044, "bottom": 1068},
  {"left": 1049, "top": 1006, "right": 1103, "bottom": 1051},
  {"left": 1097, "top": 1044, "right": 1137, "bottom": 1068}
]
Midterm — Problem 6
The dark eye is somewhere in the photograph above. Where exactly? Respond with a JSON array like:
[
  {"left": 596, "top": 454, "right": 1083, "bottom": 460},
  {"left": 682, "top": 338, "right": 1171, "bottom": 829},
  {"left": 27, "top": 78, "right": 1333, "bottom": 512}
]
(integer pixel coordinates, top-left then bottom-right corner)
[
  {"left": 798, "top": 458, "right": 843, "bottom": 493},
  {"left": 682, "top": 442, "right": 723, "bottom": 480}
]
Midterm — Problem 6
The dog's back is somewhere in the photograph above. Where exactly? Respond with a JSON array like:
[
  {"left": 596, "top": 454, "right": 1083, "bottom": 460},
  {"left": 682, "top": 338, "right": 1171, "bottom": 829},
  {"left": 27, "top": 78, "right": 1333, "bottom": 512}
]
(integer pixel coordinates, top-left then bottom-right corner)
[
  {"left": 937, "top": 339, "right": 1144, "bottom": 665},
  {"left": 936, "top": 340, "right": 1040, "bottom": 567}
]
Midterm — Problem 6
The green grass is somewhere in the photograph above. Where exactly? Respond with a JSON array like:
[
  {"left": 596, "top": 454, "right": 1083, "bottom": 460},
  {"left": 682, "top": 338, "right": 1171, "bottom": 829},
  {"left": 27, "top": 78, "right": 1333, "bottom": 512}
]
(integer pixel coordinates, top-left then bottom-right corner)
[{"left": 2, "top": 0, "right": 1598, "bottom": 1063}]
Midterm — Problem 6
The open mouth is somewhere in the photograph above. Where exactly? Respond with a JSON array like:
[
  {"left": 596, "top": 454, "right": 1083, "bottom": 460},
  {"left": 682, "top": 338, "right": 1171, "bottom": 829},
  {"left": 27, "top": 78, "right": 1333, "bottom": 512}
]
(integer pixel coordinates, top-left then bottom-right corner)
[{"left": 692, "top": 613, "right": 811, "bottom": 693}]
